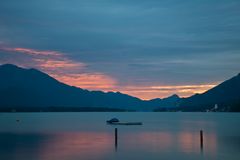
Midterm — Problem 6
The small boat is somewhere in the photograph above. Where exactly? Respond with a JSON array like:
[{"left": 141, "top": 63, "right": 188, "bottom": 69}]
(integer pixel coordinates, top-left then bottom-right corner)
[
  {"left": 107, "top": 118, "right": 119, "bottom": 123},
  {"left": 106, "top": 118, "right": 143, "bottom": 125}
]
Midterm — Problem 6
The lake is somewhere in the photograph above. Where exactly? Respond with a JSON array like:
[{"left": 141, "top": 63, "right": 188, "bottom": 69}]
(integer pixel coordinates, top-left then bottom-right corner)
[{"left": 0, "top": 112, "right": 239, "bottom": 160}]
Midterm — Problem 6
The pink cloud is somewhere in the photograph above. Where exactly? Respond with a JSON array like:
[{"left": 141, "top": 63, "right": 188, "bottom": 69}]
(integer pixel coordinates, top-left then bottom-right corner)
[
  {"left": 1, "top": 47, "right": 61, "bottom": 56},
  {"left": 52, "top": 73, "right": 117, "bottom": 90},
  {"left": 34, "top": 59, "right": 86, "bottom": 71}
]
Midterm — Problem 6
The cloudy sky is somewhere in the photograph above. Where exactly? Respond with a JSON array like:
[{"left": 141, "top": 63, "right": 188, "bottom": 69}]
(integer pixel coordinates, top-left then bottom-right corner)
[{"left": 0, "top": 0, "right": 240, "bottom": 99}]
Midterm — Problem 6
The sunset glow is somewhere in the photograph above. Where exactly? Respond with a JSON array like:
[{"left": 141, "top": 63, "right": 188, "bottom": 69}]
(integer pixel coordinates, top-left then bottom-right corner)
[
  {"left": 35, "top": 59, "right": 85, "bottom": 70},
  {"left": 52, "top": 73, "right": 117, "bottom": 90},
  {"left": 116, "top": 84, "right": 217, "bottom": 100},
  {"left": 0, "top": 46, "right": 219, "bottom": 99}
]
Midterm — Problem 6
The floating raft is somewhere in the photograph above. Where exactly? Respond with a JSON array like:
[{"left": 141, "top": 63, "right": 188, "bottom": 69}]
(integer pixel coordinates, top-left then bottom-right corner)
[{"left": 106, "top": 118, "right": 143, "bottom": 125}]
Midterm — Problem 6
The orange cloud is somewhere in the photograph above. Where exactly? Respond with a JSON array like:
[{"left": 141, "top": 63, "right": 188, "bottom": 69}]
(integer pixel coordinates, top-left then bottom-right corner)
[
  {"left": 34, "top": 59, "right": 86, "bottom": 70},
  {"left": 52, "top": 73, "right": 117, "bottom": 90},
  {"left": 115, "top": 83, "right": 217, "bottom": 100}
]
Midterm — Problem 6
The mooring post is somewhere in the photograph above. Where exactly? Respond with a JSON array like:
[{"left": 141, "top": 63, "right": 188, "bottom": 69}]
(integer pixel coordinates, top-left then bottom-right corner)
[
  {"left": 115, "top": 128, "right": 118, "bottom": 149},
  {"left": 200, "top": 130, "right": 203, "bottom": 149}
]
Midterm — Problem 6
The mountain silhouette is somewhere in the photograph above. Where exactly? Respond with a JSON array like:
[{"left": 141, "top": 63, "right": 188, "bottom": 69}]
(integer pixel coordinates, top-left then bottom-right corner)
[
  {"left": 0, "top": 64, "right": 143, "bottom": 110},
  {"left": 146, "top": 94, "right": 180, "bottom": 108},
  {"left": 0, "top": 64, "right": 239, "bottom": 112}
]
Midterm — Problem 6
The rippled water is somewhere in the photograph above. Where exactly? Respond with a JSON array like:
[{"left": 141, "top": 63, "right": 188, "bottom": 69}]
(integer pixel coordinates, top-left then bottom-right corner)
[{"left": 0, "top": 112, "right": 239, "bottom": 160}]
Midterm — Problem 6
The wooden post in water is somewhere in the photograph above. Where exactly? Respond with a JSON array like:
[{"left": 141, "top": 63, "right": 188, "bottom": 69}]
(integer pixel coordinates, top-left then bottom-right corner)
[
  {"left": 200, "top": 130, "right": 203, "bottom": 149},
  {"left": 115, "top": 128, "right": 118, "bottom": 149}
]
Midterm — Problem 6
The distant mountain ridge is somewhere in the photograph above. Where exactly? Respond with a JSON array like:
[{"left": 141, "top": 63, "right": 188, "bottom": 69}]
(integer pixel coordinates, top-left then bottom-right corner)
[
  {"left": 0, "top": 64, "right": 239, "bottom": 111},
  {"left": 147, "top": 94, "right": 180, "bottom": 108}
]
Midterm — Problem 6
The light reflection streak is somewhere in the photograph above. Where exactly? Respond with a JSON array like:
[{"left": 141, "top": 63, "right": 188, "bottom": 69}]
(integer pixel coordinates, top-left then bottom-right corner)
[
  {"left": 126, "top": 131, "right": 217, "bottom": 156},
  {"left": 38, "top": 132, "right": 113, "bottom": 160}
]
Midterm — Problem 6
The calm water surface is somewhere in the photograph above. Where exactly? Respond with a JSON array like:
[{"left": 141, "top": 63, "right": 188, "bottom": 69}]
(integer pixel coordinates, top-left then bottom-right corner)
[{"left": 0, "top": 113, "right": 239, "bottom": 160}]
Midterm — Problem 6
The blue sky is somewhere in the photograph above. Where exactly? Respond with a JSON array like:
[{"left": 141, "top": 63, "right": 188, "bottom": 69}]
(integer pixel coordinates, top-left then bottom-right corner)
[{"left": 0, "top": 0, "right": 240, "bottom": 99}]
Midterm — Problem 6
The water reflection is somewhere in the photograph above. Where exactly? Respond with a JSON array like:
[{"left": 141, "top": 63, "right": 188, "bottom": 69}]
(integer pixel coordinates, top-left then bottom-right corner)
[
  {"left": 0, "top": 131, "right": 218, "bottom": 160},
  {"left": 0, "top": 133, "right": 51, "bottom": 160},
  {"left": 0, "top": 132, "right": 113, "bottom": 160},
  {"left": 136, "top": 132, "right": 173, "bottom": 151},
  {"left": 40, "top": 132, "right": 113, "bottom": 160},
  {"left": 1, "top": 112, "right": 239, "bottom": 160},
  {"left": 120, "top": 131, "right": 217, "bottom": 156}
]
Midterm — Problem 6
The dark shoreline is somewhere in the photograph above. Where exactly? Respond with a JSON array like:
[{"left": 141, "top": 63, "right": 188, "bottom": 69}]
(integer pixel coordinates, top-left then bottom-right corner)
[
  {"left": 0, "top": 108, "right": 238, "bottom": 112},
  {"left": 0, "top": 107, "right": 131, "bottom": 112}
]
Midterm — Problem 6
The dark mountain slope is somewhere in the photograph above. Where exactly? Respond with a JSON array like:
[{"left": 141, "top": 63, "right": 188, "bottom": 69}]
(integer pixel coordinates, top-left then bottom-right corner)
[
  {"left": 180, "top": 73, "right": 240, "bottom": 111},
  {"left": 0, "top": 64, "right": 143, "bottom": 110}
]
